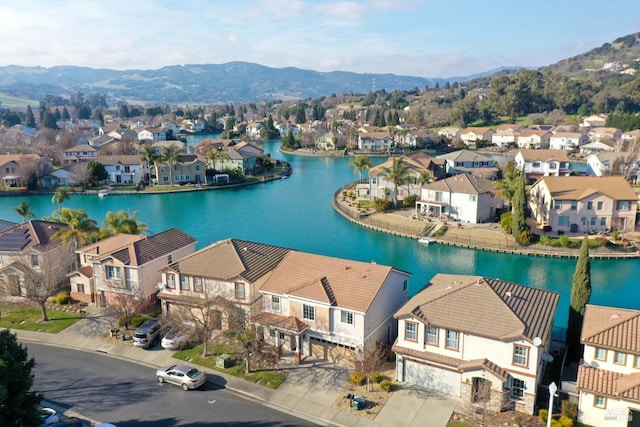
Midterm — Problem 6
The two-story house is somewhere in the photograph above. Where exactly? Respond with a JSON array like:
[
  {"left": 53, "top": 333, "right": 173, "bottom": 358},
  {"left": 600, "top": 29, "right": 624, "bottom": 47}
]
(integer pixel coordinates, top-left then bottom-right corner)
[
  {"left": 155, "top": 154, "right": 206, "bottom": 185},
  {"left": 528, "top": 176, "right": 638, "bottom": 234},
  {"left": 69, "top": 229, "right": 196, "bottom": 308},
  {"left": 358, "top": 131, "right": 394, "bottom": 152},
  {"left": 436, "top": 150, "right": 498, "bottom": 177},
  {"left": 580, "top": 140, "right": 616, "bottom": 154},
  {"left": 549, "top": 132, "right": 589, "bottom": 152},
  {"left": 516, "top": 129, "right": 552, "bottom": 149},
  {"left": 137, "top": 127, "right": 167, "bottom": 142},
  {"left": 0, "top": 154, "right": 43, "bottom": 187},
  {"left": 257, "top": 250, "right": 410, "bottom": 364},
  {"left": 588, "top": 127, "right": 622, "bottom": 142},
  {"left": 576, "top": 305, "right": 640, "bottom": 426},
  {"left": 393, "top": 274, "right": 559, "bottom": 415},
  {"left": 492, "top": 124, "right": 523, "bottom": 148},
  {"left": 63, "top": 144, "right": 99, "bottom": 163},
  {"left": 459, "top": 127, "right": 494, "bottom": 146},
  {"left": 514, "top": 149, "right": 571, "bottom": 181},
  {"left": 415, "top": 174, "right": 504, "bottom": 223},
  {"left": 97, "top": 155, "right": 143, "bottom": 184},
  {"left": 586, "top": 152, "right": 640, "bottom": 179}
]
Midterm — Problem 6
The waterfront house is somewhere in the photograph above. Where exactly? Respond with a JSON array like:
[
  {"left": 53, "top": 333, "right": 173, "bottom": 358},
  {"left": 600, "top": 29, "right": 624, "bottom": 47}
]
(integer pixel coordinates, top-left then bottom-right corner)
[
  {"left": 492, "top": 125, "right": 523, "bottom": 148},
  {"left": 0, "top": 220, "right": 75, "bottom": 297},
  {"left": 40, "top": 166, "right": 79, "bottom": 188},
  {"left": 621, "top": 129, "right": 640, "bottom": 145},
  {"left": 436, "top": 150, "right": 498, "bottom": 177},
  {"left": 154, "top": 154, "right": 206, "bottom": 185},
  {"left": 415, "top": 173, "right": 504, "bottom": 223},
  {"left": 588, "top": 127, "right": 622, "bottom": 142},
  {"left": 70, "top": 229, "right": 196, "bottom": 307},
  {"left": 438, "top": 127, "right": 460, "bottom": 142},
  {"left": 393, "top": 273, "right": 559, "bottom": 415},
  {"left": 459, "top": 127, "right": 494, "bottom": 147},
  {"left": 549, "top": 132, "right": 589, "bottom": 152},
  {"left": 575, "top": 305, "right": 640, "bottom": 427},
  {"left": 137, "top": 127, "right": 167, "bottom": 142},
  {"left": 63, "top": 144, "right": 98, "bottom": 163},
  {"left": 151, "top": 140, "right": 187, "bottom": 157},
  {"left": 528, "top": 176, "right": 638, "bottom": 234},
  {"left": 580, "top": 141, "right": 615, "bottom": 154},
  {"left": 516, "top": 129, "right": 551, "bottom": 149},
  {"left": 98, "top": 155, "right": 143, "bottom": 185},
  {"left": 246, "top": 121, "right": 266, "bottom": 139},
  {"left": 258, "top": 250, "right": 410, "bottom": 364},
  {"left": 358, "top": 131, "right": 394, "bottom": 152},
  {"left": 586, "top": 152, "right": 640, "bottom": 180},
  {"left": 514, "top": 149, "right": 571, "bottom": 181},
  {"left": 0, "top": 154, "right": 43, "bottom": 188}
]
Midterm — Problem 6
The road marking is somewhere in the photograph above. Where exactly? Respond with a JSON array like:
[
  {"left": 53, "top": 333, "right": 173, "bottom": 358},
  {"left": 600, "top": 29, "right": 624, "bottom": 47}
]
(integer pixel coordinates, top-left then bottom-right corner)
[{"left": 208, "top": 400, "right": 216, "bottom": 404}]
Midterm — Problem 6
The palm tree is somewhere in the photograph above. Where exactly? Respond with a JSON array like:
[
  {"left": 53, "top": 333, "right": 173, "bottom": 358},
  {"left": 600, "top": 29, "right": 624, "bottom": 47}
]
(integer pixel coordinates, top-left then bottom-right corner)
[
  {"left": 349, "top": 155, "right": 372, "bottom": 182},
  {"left": 49, "top": 208, "right": 99, "bottom": 248},
  {"left": 205, "top": 148, "right": 222, "bottom": 171},
  {"left": 12, "top": 202, "right": 35, "bottom": 223},
  {"left": 140, "top": 145, "right": 158, "bottom": 186},
  {"left": 161, "top": 144, "right": 182, "bottom": 186},
  {"left": 384, "top": 157, "right": 411, "bottom": 208},
  {"left": 494, "top": 161, "right": 519, "bottom": 207},
  {"left": 218, "top": 150, "right": 231, "bottom": 172},
  {"left": 418, "top": 171, "right": 434, "bottom": 186},
  {"left": 51, "top": 187, "right": 70, "bottom": 213},
  {"left": 101, "top": 210, "right": 148, "bottom": 236}
]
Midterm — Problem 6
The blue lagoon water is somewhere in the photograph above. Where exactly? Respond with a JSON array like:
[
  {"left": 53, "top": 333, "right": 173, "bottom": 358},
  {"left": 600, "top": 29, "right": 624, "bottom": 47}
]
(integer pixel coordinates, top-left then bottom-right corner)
[{"left": 1, "top": 140, "right": 637, "bottom": 328}]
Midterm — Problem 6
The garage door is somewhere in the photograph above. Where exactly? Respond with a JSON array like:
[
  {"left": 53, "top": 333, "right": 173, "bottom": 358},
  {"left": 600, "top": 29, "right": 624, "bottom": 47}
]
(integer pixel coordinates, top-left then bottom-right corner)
[
  {"left": 404, "top": 359, "right": 461, "bottom": 397},
  {"left": 310, "top": 338, "right": 355, "bottom": 365}
]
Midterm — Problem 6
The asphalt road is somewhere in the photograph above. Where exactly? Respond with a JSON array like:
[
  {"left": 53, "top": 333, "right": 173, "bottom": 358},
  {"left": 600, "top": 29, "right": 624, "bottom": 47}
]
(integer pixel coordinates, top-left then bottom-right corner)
[{"left": 26, "top": 343, "right": 318, "bottom": 426}]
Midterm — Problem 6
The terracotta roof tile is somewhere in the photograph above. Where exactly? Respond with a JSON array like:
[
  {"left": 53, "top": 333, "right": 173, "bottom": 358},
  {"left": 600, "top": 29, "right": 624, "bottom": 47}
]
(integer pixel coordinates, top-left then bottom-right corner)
[
  {"left": 581, "top": 305, "right": 640, "bottom": 353},
  {"left": 577, "top": 365, "right": 640, "bottom": 402},
  {"left": 517, "top": 149, "right": 570, "bottom": 162},
  {"left": 78, "top": 234, "right": 144, "bottom": 256},
  {"left": 533, "top": 176, "right": 637, "bottom": 201},
  {"left": 254, "top": 312, "right": 308, "bottom": 333},
  {"left": 104, "top": 228, "right": 195, "bottom": 266},
  {"left": 421, "top": 173, "right": 496, "bottom": 195}
]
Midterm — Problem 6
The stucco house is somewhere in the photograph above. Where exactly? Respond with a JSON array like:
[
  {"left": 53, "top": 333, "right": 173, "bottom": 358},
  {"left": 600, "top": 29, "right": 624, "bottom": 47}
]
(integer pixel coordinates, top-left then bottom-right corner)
[
  {"left": 581, "top": 114, "right": 607, "bottom": 128},
  {"left": 155, "top": 154, "right": 206, "bottom": 185},
  {"left": 514, "top": 149, "right": 571, "bottom": 181},
  {"left": 137, "top": 127, "right": 167, "bottom": 142},
  {"left": 69, "top": 229, "right": 196, "bottom": 307},
  {"left": 0, "top": 154, "right": 43, "bottom": 187},
  {"left": 436, "top": 150, "right": 498, "bottom": 178},
  {"left": 549, "top": 132, "right": 589, "bottom": 152},
  {"left": 459, "top": 127, "right": 494, "bottom": 146},
  {"left": 492, "top": 125, "right": 523, "bottom": 147},
  {"left": 586, "top": 152, "right": 640, "bottom": 179},
  {"left": 621, "top": 129, "right": 640, "bottom": 145},
  {"left": 528, "top": 176, "right": 638, "bottom": 234},
  {"left": 516, "top": 129, "right": 551, "bottom": 149},
  {"left": 393, "top": 274, "right": 559, "bottom": 415},
  {"left": 98, "top": 155, "right": 143, "bottom": 185},
  {"left": 588, "top": 127, "right": 622, "bottom": 142},
  {"left": 358, "top": 131, "right": 394, "bottom": 152},
  {"left": 575, "top": 305, "right": 640, "bottom": 427},
  {"left": 580, "top": 141, "right": 615, "bottom": 154},
  {"left": 415, "top": 173, "right": 504, "bottom": 223},
  {"left": 63, "top": 144, "right": 98, "bottom": 163}
]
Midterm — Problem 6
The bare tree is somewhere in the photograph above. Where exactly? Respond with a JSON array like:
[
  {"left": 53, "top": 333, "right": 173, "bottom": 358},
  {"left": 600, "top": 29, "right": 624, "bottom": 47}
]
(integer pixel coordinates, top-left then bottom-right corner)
[
  {"left": 69, "top": 162, "right": 91, "bottom": 190},
  {"left": 104, "top": 292, "right": 149, "bottom": 330},
  {"left": 348, "top": 341, "right": 389, "bottom": 391}
]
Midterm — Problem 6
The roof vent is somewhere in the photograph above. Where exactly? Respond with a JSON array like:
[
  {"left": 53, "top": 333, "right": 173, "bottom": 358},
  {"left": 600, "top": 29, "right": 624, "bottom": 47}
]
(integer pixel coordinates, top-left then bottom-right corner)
[
  {"left": 505, "top": 291, "right": 512, "bottom": 298},
  {"left": 474, "top": 279, "right": 481, "bottom": 286},
  {"left": 243, "top": 247, "right": 248, "bottom": 252},
  {"left": 610, "top": 313, "right": 620, "bottom": 320}
]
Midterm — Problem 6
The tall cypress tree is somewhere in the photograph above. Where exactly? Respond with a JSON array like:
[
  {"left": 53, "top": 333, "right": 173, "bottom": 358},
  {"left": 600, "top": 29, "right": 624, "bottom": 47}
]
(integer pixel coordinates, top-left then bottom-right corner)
[
  {"left": 511, "top": 171, "right": 527, "bottom": 241},
  {"left": 25, "top": 105, "right": 36, "bottom": 128},
  {"left": 567, "top": 235, "right": 592, "bottom": 362}
]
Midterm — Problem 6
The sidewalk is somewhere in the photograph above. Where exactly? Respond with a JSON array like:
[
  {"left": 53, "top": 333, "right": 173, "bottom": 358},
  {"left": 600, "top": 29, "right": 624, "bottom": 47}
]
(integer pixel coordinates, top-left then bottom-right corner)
[{"left": 13, "top": 307, "right": 458, "bottom": 427}]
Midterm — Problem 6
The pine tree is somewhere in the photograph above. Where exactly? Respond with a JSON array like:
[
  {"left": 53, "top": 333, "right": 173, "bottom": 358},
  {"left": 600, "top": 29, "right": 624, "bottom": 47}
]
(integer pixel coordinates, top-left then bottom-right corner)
[
  {"left": 566, "top": 236, "right": 592, "bottom": 362},
  {"left": 62, "top": 106, "right": 70, "bottom": 121},
  {"left": 25, "top": 105, "right": 36, "bottom": 127}
]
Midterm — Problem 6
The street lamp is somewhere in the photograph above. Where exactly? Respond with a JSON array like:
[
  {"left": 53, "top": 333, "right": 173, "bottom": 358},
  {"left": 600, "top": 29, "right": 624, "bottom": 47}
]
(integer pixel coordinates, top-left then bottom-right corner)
[{"left": 547, "top": 382, "right": 558, "bottom": 427}]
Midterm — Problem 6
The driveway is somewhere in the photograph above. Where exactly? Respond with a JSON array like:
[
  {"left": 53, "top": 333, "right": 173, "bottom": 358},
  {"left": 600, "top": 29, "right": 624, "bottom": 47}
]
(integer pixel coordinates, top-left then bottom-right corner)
[{"left": 374, "top": 384, "right": 458, "bottom": 427}]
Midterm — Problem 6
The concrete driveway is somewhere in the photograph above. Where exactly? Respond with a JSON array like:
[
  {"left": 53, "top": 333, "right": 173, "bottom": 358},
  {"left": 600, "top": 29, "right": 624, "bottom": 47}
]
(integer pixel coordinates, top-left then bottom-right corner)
[{"left": 374, "top": 384, "right": 458, "bottom": 427}]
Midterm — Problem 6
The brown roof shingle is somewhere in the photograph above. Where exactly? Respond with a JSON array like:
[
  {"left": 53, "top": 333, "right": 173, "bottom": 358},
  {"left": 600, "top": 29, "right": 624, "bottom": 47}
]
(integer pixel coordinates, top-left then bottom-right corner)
[
  {"left": 102, "top": 228, "right": 196, "bottom": 266},
  {"left": 581, "top": 305, "right": 640, "bottom": 353},
  {"left": 577, "top": 365, "right": 640, "bottom": 402}
]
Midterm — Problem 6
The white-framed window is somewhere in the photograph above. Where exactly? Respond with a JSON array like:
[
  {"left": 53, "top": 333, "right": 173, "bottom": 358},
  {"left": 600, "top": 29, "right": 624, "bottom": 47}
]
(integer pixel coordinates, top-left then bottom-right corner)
[
  {"left": 594, "top": 395, "right": 606, "bottom": 408},
  {"left": 271, "top": 296, "right": 280, "bottom": 312},
  {"left": 445, "top": 330, "right": 459, "bottom": 349},
  {"left": 511, "top": 378, "right": 526, "bottom": 399},
  {"left": 590, "top": 217, "right": 597, "bottom": 226},
  {"left": 405, "top": 322, "right": 417, "bottom": 341},
  {"left": 614, "top": 351, "right": 626, "bottom": 365},
  {"left": 532, "top": 162, "right": 541, "bottom": 168},
  {"left": 559, "top": 216, "right": 569, "bottom": 226},
  {"left": 163, "top": 176, "right": 169, "bottom": 183},
  {"left": 77, "top": 283, "right": 85, "bottom": 293},
  {"left": 303, "top": 304, "right": 315, "bottom": 321},
  {"left": 600, "top": 217, "right": 607, "bottom": 226},
  {"left": 166, "top": 273, "right": 176, "bottom": 289},
  {"left": 513, "top": 345, "right": 528, "bottom": 366},
  {"left": 193, "top": 277, "right": 202, "bottom": 292},
  {"left": 597, "top": 201, "right": 604, "bottom": 210},
  {"left": 618, "top": 201, "right": 630, "bottom": 211},
  {"left": 554, "top": 200, "right": 561, "bottom": 210},
  {"left": 570, "top": 201, "right": 577, "bottom": 210},
  {"left": 105, "top": 265, "right": 121, "bottom": 280},
  {"left": 549, "top": 162, "right": 557, "bottom": 169},
  {"left": 168, "top": 254, "right": 173, "bottom": 264},
  {"left": 340, "top": 310, "right": 354, "bottom": 325},
  {"left": 235, "top": 282, "right": 245, "bottom": 300},
  {"left": 587, "top": 201, "right": 593, "bottom": 210},
  {"left": 180, "top": 275, "right": 189, "bottom": 291},
  {"left": 594, "top": 347, "right": 607, "bottom": 360},
  {"left": 426, "top": 325, "right": 438, "bottom": 345}
]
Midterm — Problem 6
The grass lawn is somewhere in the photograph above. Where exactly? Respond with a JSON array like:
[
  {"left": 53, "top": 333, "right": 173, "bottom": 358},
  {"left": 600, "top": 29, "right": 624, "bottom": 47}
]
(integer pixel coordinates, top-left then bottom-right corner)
[
  {"left": 173, "top": 343, "right": 287, "bottom": 389},
  {"left": 0, "top": 305, "right": 84, "bottom": 333}
]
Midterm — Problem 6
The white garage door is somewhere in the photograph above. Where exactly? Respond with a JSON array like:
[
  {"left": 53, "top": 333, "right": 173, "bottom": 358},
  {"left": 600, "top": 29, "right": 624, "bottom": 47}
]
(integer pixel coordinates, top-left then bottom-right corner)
[{"left": 404, "top": 359, "right": 461, "bottom": 397}]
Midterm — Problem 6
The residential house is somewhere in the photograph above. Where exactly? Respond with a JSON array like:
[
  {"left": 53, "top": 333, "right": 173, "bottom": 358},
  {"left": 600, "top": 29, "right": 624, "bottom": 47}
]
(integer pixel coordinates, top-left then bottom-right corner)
[
  {"left": 225, "top": 147, "right": 258, "bottom": 175},
  {"left": 622, "top": 129, "right": 640, "bottom": 145},
  {"left": 151, "top": 140, "right": 187, "bottom": 157},
  {"left": 459, "top": 127, "right": 494, "bottom": 146},
  {"left": 492, "top": 124, "right": 523, "bottom": 148},
  {"left": 514, "top": 149, "right": 571, "bottom": 181},
  {"left": 415, "top": 174, "right": 504, "bottom": 223},
  {"left": 180, "top": 119, "right": 205, "bottom": 134},
  {"left": 581, "top": 114, "right": 607, "bottom": 128},
  {"left": 315, "top": 131, "right": 339, "bottom": 151},
  {"left": 0, "top": 154, "right": 43, "bottom": 187},
  {"left": 257, "top": 250, "right": 410, "bottom": 364},
  {"left": 436, "top": 150, "right": 498, "bottom": 178},
  {"left": 137, "top": 127, "right": 167, "bottom": 142},
  {"left": 359, "top": 152, "right": 445, "bottom": 201},
  {"left": 40, "top": 166, "right": 79, "bottom": 188},
  {"left": 549, "top": 132, "right": 589, "bottom": 152},
  {"left": 158, "top": 239, "right": 293, "bottom": 331},
  {"left": 155, "top": 154, "right": 206, "bottom": 185},
  {"left": 98, "top": 155, "right": 143, "bottom": 185},
  {"left": 580, "top": 141, "right": 615, "bottom": 154},
  {"left": 358, "top": 132, "right": 394, "bottom": 152},
  {"left": 0, "top": 220, "right": 76, "bottom": 297},
  {"left": 586, "top": 151, "right": 640, "bottom": 180},
  {"left": 516, "top": 129, "right": 551, "bottom": 149},
  {"left": 393, "top": 273, "right": 559, "bottom": 415},
  {"left": 89, "top": 134, "right": 119, "bottom": 149},
  {"left": 575, "top": 305, "right": 640, "bottom": 426},
  {"left": 528, "top": 176, "right": 638, "bottom": 234},
  {"left": 276, "top": 122, "right": 300, "bottom": 138},
  {"left": 437, "top": 127, "right": 460, "bottom": 142},
  {"left": 63, "top": 144, "right": 99, "bottom": 163},
  {"left": 70, "top": 229, "right": 196, "bottom": 307},
  {"left": 246, "top": 121, "right": 266, "bottom": 139},
  {"left": 588, "top": 127, "right": 622, "bottom": 142}
]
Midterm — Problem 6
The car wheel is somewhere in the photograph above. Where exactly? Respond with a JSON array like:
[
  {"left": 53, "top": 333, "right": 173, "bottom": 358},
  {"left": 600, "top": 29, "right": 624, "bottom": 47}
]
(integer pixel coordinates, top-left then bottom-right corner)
[
  {"left": 182, "top": 383, "right": 189, "bottom": 391},
  {"left": 157, "top": 376, "right": 164, "bottom": 384}
]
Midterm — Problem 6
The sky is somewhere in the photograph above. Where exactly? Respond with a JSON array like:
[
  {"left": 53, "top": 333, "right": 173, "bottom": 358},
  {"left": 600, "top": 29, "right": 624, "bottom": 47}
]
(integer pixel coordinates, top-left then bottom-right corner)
[{"left": 0, "top": 0, "right": 638, "bottom": 79}]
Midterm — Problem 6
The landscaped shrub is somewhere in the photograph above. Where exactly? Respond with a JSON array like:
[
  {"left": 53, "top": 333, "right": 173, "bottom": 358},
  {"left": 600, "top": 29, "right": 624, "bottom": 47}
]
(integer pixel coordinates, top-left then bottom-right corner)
[
  {"left": 538, "top": 409, "right": 549, "bottom": 422},
  {"left": 129, "top": 314, "right": 151, "bottom": 328},
  {"left": 558, "top": 235, "right": 570, "bottom": 247},
  {"left": 55, "top": 292, "right": 71, "bottom": 305},
  {"left": 402, "top": 194, "right": 417, "bottom": 207},
  {"left": 612, "top": 230, "right": 620, "bottom": 240},
  {"left": 517, "top": 229, "right": 534, "bottom": 245},
  {"left": 46, "top": 296, "right": 57, "bottom": 304},
  {"left": 373, "top": 197, "right": 391, "bottom": 213},
  {"left": 558, "top": 415, "right": 574, "bottom": 427},
  {"left": 379, "top": 379, "right": 393, "bottom": 392},
  {"left": 368, "top": 371, "right": 383, "bottom": 383},
  {"left": 561, "top": 400, "right": 578, "bottom": 420},
  {"left": 434, "top": 225, "right": 447, "bottom": 237},
  {"left": 500, "top": 212, "right": 512, "bottom": 234},
  {"left": 349, "top": 371, "right": 365, "bottom": 386}
]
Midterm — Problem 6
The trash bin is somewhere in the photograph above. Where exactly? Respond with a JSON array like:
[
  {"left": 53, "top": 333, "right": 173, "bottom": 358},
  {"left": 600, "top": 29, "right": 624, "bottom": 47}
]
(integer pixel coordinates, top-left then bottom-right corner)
[{"left": 352, "top": 397, "right": 365, "bottom": 410}]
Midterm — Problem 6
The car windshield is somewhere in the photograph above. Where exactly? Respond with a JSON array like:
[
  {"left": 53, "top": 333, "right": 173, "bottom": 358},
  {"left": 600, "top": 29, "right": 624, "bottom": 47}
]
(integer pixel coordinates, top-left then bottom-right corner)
[
  {"left": 164, "top": 328, "right": 180, "bottom": 339},
  {"left": 187, "top": 368, "right": 201, "bottom": 378}
]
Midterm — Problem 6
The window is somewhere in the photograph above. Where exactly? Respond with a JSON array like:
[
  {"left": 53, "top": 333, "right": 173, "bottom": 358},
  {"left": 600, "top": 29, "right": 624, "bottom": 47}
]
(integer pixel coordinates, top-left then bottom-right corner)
[
  {"left": 532, "top": 162, "right": 541, "bottom": 168},
  {"left": 614, "top": 351, "right": 626, "bottom": 365},
  {"left": 635, "top": 355, "right": 640, "bottom": 368},
  {"left": 77, "top": 283, "right": 85, "bottom": 294},
  {"left": 587, "top": 201, "right": 593, "bottom": 210},
  {"left": 445, "top": 330, "right": 459, "bottom": 349},
  {"left": 193, "top": 277, "right": 202, "bottom": 292},
  {"left": 106, "top": 265, "right": 121, "bottom": 280},
  {"left": 340, "top": 311, "right": 354, "bottom": 325},
  {"left": 597, "top": 201, "right": 604, "bottom": 210},
  {"left": 594, "top": 395, "right": 606, "bottom": 408},
  {"left": 618, "top": 201, "right": 630, "bottom": 211},
  {"left": 405, "top": 322, "right": 417, "bottom": 341},
  {"left": 469, "top": 195, "right": 477, "bottom": 202},
  {"left": 549, "top": 162, "right": 557, "bottom": 169},
  {"left": 168, "top": 254, "right": 173, "bottom": 264},
  {"left": 271, "top": 296, "right": 280, "bottom": 312},
  {"left": 30, "top": 253, "right": 39, "bottom": 267},
  {"left": 303, "top": 304, "right": 315, "bottom": 321},
  {"left": 235, "top": 282, "right": 245, "bottom": 300},
  {"left": 166, "top": 274, "right": 176, "bottom": 289},
  {"left": 581, "top": 217, "right": 587, "bottom": 225},
  {"left": 600, "top": 217, "right": 607, "bottom": 226},
  {"left": 554, "top": 200, "right": 561, "bottom": 210},
  {"left": 513, "top": 345, "right": 528, "bottom": 366},
  {"left": 180, "top": 275, "right": 189, "bottom": 290},
  {"left": 594, "top": 347, "right": 607, "bottom": 360},
  {"left": 163, "top": 176, "right": 169, "bottom": 183},
  {"left": 403, "top": 279, "right": 408, "bottom": 292},
  {"left": 195, "top": 165, "right": 200, "bottom": 171},
  {"left": 426, "top": 325, "right": 438, "bottom": 345},
  {"left": 570, "top": 201, "right": 577, "bottom": 210},
  {"left": 590, "top": 217, "right": 597, "bottom": 226},
  {"left": 559, "top": 216, "right": 569, "bottom": 226},
  {"left": 511, "top": 378, "right": 526, "bottom": 399}
]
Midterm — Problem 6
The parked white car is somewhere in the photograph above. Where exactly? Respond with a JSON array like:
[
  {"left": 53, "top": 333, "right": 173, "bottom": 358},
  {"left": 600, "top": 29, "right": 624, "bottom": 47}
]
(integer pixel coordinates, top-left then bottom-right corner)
[
  {"left": 161, "top": 326, "right": 194, "bottom": 350},
  {"left": 156, "top": 364, "right": 207, "bottom": 390}
]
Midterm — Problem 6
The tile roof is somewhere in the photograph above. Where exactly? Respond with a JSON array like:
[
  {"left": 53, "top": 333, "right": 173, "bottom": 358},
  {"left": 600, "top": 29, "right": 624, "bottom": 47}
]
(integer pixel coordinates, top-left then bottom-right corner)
[
  {"left": 99, "top": 228, "right": 195, "bottom": 267},
  {"left": 261, "top": 251, "right": 408, "bottom": 313},
  {"left": 581, "top": 305, "right": 640, "bottom": 353},
  {"left": 533, "top": 176, "right": 637, "bottom": 201},
  {"left": 168, "top": 238, "right": 293, "bottom": 283},
  {"left": 577, "top": 365, "right": 640, "bottom": 402},
  {"left": 254, "top": 312, "right": 308, "bottom": 333},
  {"left": 78, "top": 234, "right": 144, "bottom": 256},
  {"left": 517, "top": 149, "right": 570, "bottom": 162},
  {"left": 0, "top": 220, "right": 67, "bottom": 252},
  {"left": 421, "top": 173, "right": 496, "bottom": 195},
  {"left": 436, "top": 149, "right": 494, "bottom": 163},
  {"left": 97, "top": 154, "right": 142, "bottom": 165},
  {"left": 394, "top": 274, "right": 559, "bottom": 343},
  {"left": 368, "top": 153, "right": 443, "bottom": 177}
]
